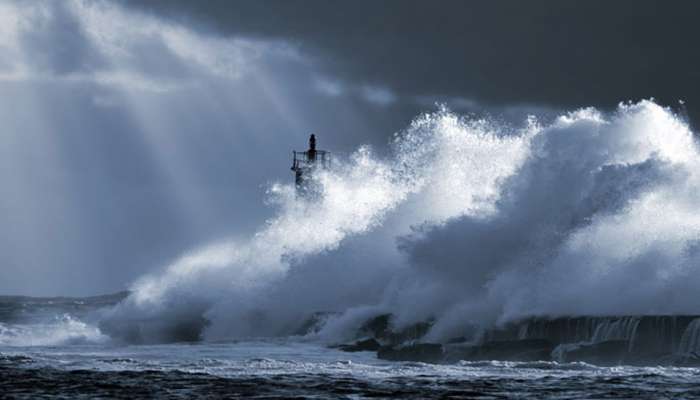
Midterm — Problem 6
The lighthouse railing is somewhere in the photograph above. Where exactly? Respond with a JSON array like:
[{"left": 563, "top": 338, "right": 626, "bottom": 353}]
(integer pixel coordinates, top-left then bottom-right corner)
[{"left": 292, "top": 150, "right": 331, "bottom": 170}]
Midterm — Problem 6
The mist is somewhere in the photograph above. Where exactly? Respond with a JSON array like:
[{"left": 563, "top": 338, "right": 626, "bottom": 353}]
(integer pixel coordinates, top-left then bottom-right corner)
[
  {"left": 0, "top": 0, "right": 410, "bottom": 296},
  {"left": 98, "top": 99, "right": 700, "bottom": 345}
]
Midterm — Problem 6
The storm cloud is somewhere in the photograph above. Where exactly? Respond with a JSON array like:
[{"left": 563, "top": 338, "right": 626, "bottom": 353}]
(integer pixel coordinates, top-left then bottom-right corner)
[{"left": 121, "top": 0, "right": 700, "bottom": 120}]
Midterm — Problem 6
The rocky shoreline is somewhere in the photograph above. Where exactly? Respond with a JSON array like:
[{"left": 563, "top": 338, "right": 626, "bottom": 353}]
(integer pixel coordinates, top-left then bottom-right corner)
[{"left": 319, "top": 314, "right": 700, "bottom": 366}]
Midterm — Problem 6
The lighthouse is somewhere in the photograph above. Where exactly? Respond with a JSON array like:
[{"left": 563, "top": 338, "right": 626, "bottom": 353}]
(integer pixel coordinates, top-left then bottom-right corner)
[{"left": 291, "top": 134, "right": 330, "bottom": 196}]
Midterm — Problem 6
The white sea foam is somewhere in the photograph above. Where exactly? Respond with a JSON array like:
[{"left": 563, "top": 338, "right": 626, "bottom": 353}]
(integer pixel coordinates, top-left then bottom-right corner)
[
  {"left": 102, "top": 100, "right": 700, "bottom": 343},
  {"left": 0, "top": 314, "right": 107, "bottom": 346}
]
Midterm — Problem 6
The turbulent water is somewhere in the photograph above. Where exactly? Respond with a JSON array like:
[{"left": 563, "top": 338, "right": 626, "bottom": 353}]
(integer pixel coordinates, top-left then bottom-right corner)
[
  {"left": 100, "top": 100, "right": 700, "bottom": 345},
  {"left": 3, "top": 296, "right": 700, "bottom": 399},
  {"left": 6, "top": 343, "right": 700, "bottom": 399},
  {"left": 5, "top": 101, "right": 700, "bottom": 397}
]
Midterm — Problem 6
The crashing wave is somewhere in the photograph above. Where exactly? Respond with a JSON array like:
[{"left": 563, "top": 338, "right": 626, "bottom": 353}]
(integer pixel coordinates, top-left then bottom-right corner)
[
  {"left": 100, "top": 100, "right": 700, "bottom": 346},
  {"left": 0, "top": 314, "right": 107, "bottom": 346}
]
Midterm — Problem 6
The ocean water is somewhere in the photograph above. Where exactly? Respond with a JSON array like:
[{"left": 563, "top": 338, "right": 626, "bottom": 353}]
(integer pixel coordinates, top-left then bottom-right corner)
[
  {"left": 3, "top": 340, "right": 700, "bottom": 399},
  {"left": 1, "top": 293, "right": 699, "bottom": 400},
  {"left": 1, "top": 296, "right": 698, "bottom": 399}
]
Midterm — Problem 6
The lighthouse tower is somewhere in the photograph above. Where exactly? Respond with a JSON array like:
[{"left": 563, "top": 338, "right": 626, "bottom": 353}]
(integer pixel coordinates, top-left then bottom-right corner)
[{"left": 291, "top": 134, "right": 330, "bottom": 196}]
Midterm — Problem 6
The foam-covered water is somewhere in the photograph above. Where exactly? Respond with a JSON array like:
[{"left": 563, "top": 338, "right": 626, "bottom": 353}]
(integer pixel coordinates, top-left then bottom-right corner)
[
  {"left": 3, "top": 283, "right": 700, "bottom": 397},
  {"left": 4, "top": 309, "right": 700, "bottom": 398},
  {"left": 3, "top": 339, "right": 700, "bottom": 399},
  {"left": 0, "top": 316, "right": 106, "bottom": 347}
]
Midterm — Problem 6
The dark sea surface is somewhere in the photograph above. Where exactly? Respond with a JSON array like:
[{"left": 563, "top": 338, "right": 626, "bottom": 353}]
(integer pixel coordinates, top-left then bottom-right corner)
[
  {"left": 2, "top": 295, "right": 700, "bottom": 399},
  {"left": 4, "top": 341, "right": 700, "bottom": 399}
]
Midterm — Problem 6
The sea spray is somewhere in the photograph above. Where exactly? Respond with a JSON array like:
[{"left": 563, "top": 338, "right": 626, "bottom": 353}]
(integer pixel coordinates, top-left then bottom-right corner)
[
  {"left": 101, "top": 100, "right": 700, "bottom": 344},
  {"left": 0, "top": 315, "right": 107, "bottom": 346},
  {"left": 101, "top": 146, "right": 423, "bottom": 342},
  {"left": 379, "top": 100, "right": 700, "bottom": 342}
]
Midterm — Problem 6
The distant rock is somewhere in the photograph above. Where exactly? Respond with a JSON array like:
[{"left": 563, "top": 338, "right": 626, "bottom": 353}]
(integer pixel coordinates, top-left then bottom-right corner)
[
  {"left": 357, "top": 314, "right": 432, "bottom": 345},
  {"left": 330, "top": 313, "right": 431, "bottom": 354},
  {"left": 446, "top": 336, "right": 468, "bottom": 344},
  {"left": 99, "top": 314, "right": 209, "bottom": 344},
  {"left": 294, "top": 311, "right": 340, "bottom": 336},
  {"left": 358, "top": 314, "right": 392, "bottom": 338},
  {"left": 327, "top": 313, "right": 700, "bottom": 366},
  {"left": 378, "top": 343, "right": 444, "bottom": 363},
  {"left": 335, "top": 338, "right": 381, "bottom": 352}
]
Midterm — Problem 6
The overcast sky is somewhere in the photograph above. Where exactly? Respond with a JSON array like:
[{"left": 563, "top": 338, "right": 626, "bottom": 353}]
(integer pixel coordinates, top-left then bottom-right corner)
[{"left": 1, "top": 0, "right": 699, "bottom": 296}]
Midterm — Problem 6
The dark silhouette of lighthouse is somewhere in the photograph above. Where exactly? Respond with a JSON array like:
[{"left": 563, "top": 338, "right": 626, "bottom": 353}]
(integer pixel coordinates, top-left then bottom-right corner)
[{"left": 291, "top": 134, "right": 330, "bottom": 196}]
